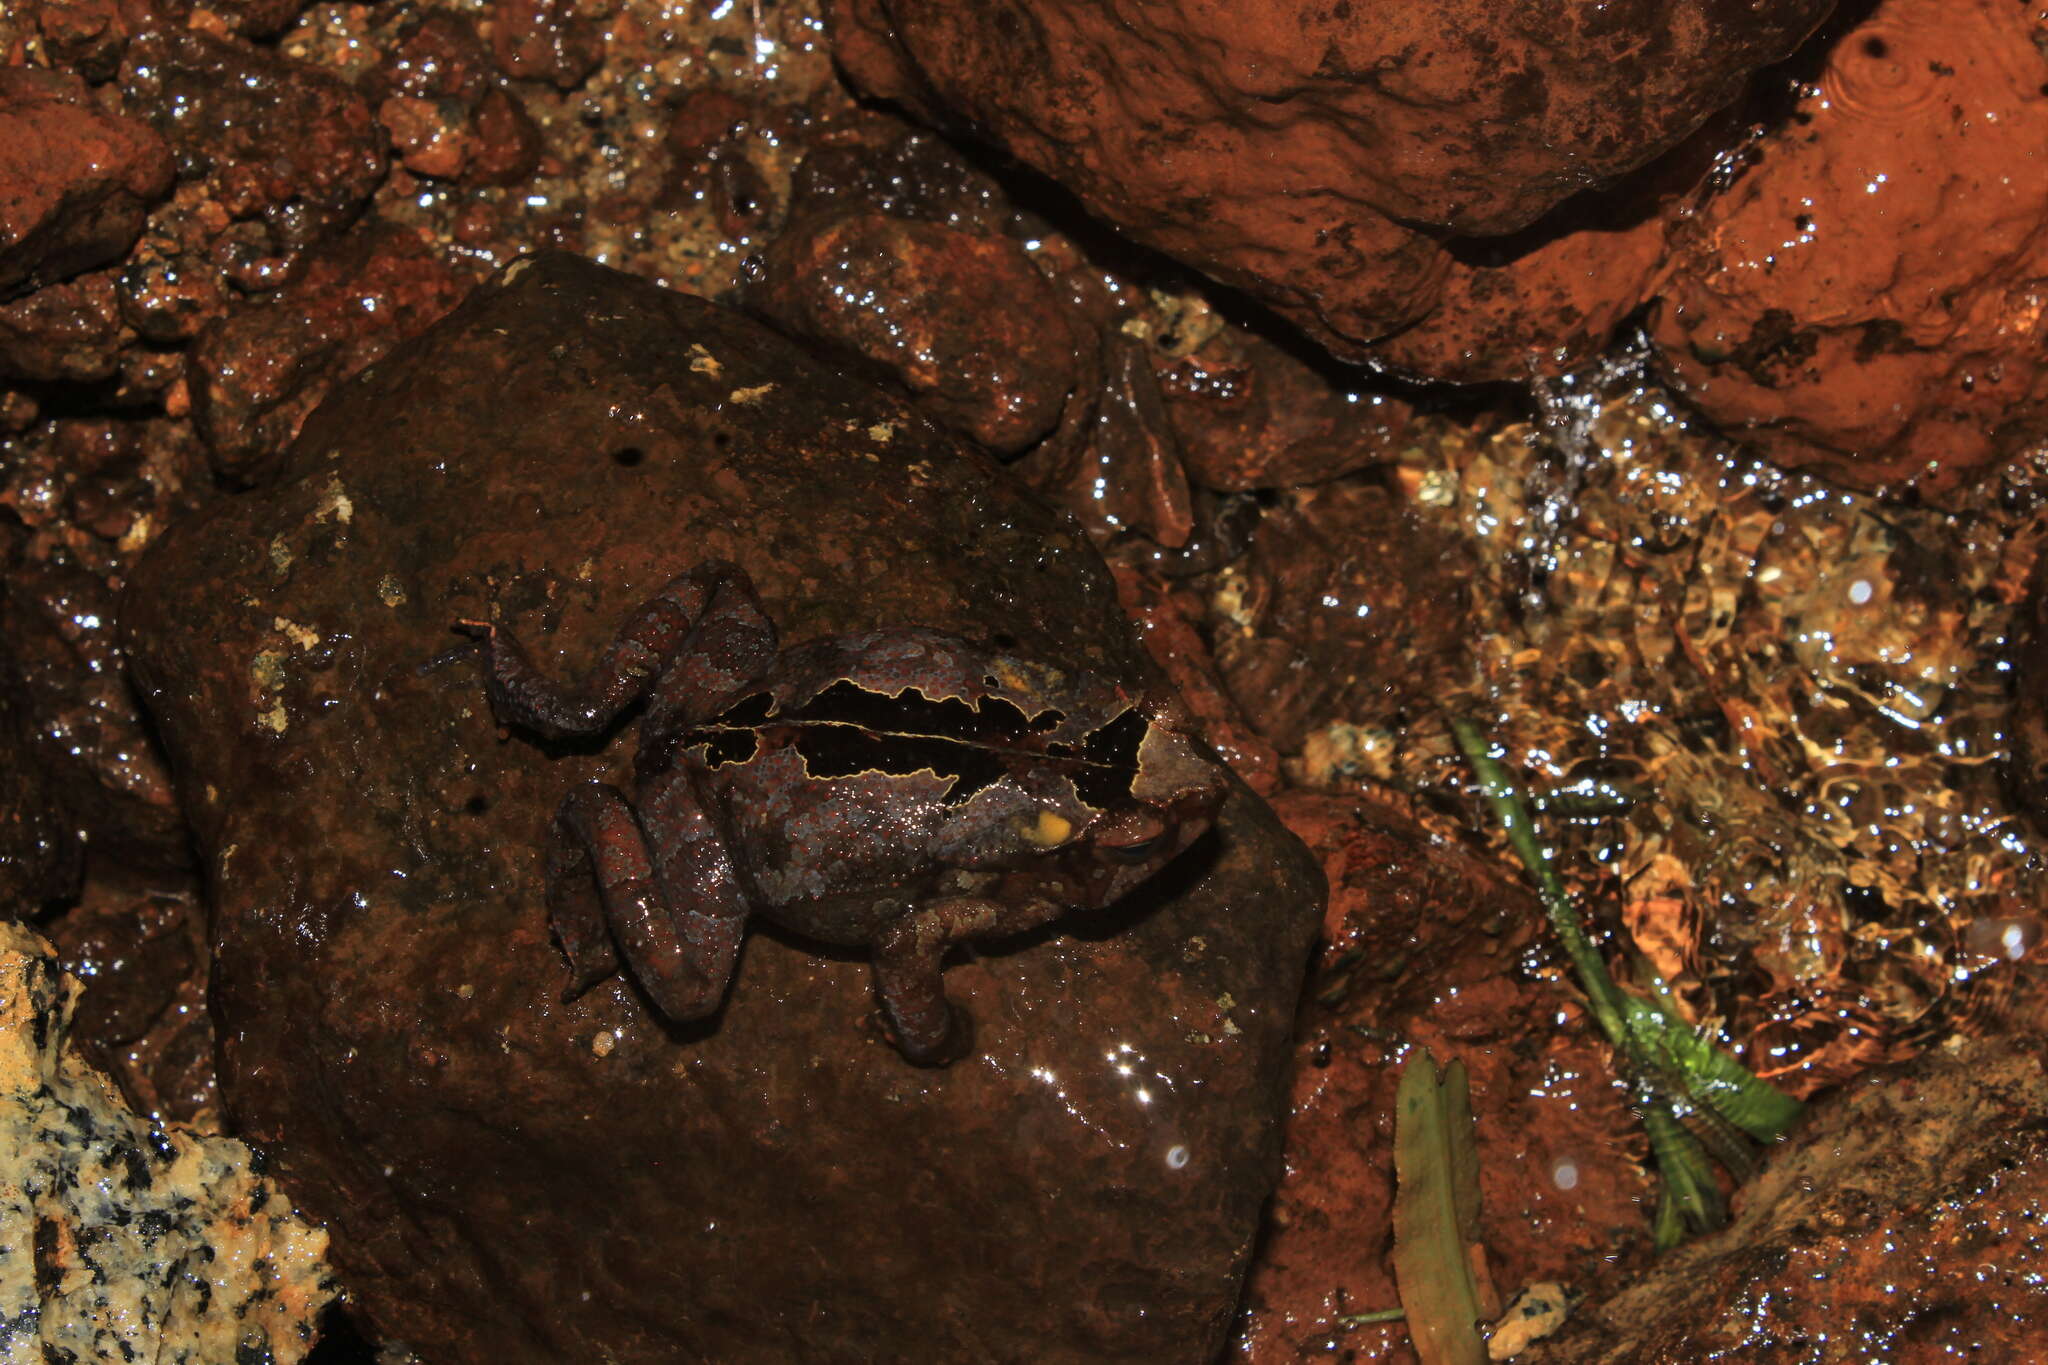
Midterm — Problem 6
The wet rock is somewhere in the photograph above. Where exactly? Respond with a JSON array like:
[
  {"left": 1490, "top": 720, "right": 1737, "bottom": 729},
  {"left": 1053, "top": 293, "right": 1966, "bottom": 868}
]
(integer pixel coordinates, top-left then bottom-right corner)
[
  {"left": 1652, "top": 0, "right": 2048, "bottom": 499},
  {"left": 34, "top": 0, "right": 142, "bottom": 83},
  {"left": 116, "top": 234, "right": 229, "bottom": 344},
  {"left": 42, "top": 886, "right": 216, "bottom": 1124},
  {"left": 488, "top": 0, "right": 605, "bottom": 90},
  {"left": 365, "top": 13, "right": 543, "bottom": 187},
  {"left": 120, "top": 29, "right": 386, "bottom": 259},
  {"left": 746, "top": 207, "right": 1081, "bottom": 456},
  {"left": 1351, "top": 101, "right": 1742, "bottom": 383},
  {"left": 188, "top": 226, "right": 473, "bottom": 484},
  {"left": 0, "top": 265, "right": 128, "bottom": 384},
  {"left": 667, "top": 87, "right": 756, "bottom": 164},
  {"left": 1158, "top": 331, "right": 1414, "bottom": 490},
  {"left": 1363, "top": 177, "right": 1677, "bottom": 384},
  {"left": 0, "top": 682, "right": 82, "bottom": 911},
  {"left": 0, "top": 410, "right": 207, "bottom": 588},
  {"left": 0, "top": 919, "right": 335, "bottom": 1361},
  {"left": 1236, "top": 793, "right": 1651, "bottom": 1360},
  {"left": 2005, "top": 556, "right": 2048, "bottom": 831},
  {"left": 831, "top": 0, "right": 1832, "bottom": 355},
  {"left": 786, "top": 123, "right": 1015, "bottom": 236},
  {"left": 742, "top": 123, "right": 1080, "bottom": 458},
  {"left": 122, "top": 253, "right": 1323, "bottom": 1362},
  {"left": 2, "top": 556, "right": 190, "bottom": 877},
  {"left": 1212, "top": 482, "right": 1479, "bottom": 753},
  {"left": 0, "top": 67, "right": 173, "bottom": 299},
  {"left": 1111, "top": 562, "right": 1280, "bottom": 797},
  {"left": 1525, "top": 1035, "right": 2048, "bottom": 1361},
  {"left": 208, "top": 0, "right": 313, "bottom": 39}
]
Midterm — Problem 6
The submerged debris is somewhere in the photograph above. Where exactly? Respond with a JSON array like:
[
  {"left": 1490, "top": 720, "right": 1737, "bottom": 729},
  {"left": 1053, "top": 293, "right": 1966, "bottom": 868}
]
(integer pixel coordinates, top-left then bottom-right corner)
[{"left": 1286, "top": 352, "right": 2043, "bottom": 1100}]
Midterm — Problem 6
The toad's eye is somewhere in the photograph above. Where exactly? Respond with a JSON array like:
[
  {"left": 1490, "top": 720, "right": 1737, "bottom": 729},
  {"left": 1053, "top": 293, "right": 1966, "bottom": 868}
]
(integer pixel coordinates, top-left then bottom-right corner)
[{"left": 1101, "top": 832, "right": 1170, "bottom": 864}]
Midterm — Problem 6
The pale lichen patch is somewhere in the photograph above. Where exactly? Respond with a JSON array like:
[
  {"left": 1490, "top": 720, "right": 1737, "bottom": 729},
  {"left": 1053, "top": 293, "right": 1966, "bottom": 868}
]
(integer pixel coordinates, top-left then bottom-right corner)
[
  {"left": 728, "top": 383, "right": 774, "bottom": 405},
  {"left": 272, "top": 617, "right": 321, "bottom": 652},
  {"left": 314, "top": 475, "right": 353, "bottom": 525},
  {"left": 251, "top": 649, "right": 290, "bottom": 734},
  {"left": 117, "top": 511, "right": 155, "bottom": 555}
]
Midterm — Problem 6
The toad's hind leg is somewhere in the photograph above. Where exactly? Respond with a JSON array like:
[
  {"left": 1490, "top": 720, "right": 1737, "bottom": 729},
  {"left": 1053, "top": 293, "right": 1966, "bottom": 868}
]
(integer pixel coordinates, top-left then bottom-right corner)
[
  {"left": 460, "top": 559, "right": 773, "bottom": 741},
  {"left": 548, "top": 779, "right": 746, "bottom": 1021}
]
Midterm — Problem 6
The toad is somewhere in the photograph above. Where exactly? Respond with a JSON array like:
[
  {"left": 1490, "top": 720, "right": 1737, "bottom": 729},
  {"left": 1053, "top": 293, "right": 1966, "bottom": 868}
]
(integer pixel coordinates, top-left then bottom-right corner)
[{"left": 460, "top": 560, "right": 1226, "bottom": 1064}]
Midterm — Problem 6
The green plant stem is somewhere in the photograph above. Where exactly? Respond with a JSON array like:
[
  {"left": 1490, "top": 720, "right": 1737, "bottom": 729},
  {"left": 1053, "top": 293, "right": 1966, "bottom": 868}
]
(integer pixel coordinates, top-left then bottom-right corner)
[
  {"left": 1448, "top": 716, "right": 1635, "bottom": 1054},
  {"left": 1448, "top": 712, "right": 1807, "bottom": 1247}
]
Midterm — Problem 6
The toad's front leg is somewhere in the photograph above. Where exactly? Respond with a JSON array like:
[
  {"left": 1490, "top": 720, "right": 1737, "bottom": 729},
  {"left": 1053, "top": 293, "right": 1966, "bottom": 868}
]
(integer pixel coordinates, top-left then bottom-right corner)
[
  {"left": 548, "top": 774, "right": 748, "bottom": 1020},
  {"left": 871, "top": 894, "right": 1065, "bottom": 1066}
]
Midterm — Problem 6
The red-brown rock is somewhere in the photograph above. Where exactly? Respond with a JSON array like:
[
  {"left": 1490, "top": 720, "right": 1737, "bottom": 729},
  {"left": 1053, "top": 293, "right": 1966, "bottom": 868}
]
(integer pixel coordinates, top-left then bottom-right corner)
[
  {"left": 34, "top": 0, "right": 138, "bottom": 82},
  {"left": 207, "top": 0, "right": 312, "bottom": 39},
  {"left": 1363, "top": 180, "right": 1676, "bottom": 383},
  {"left": 0, "top": 266, "right": 127, "bottom": 383},
  {"left": 119, "top": 29, "right": 386, "bottom": 256},
  {"left": 1111, "top": 562, "right": 1280, "bottom": 796},
  {"left": 364, "top": 13, "right": 543, "bottom": 188},
  {"left": 1159, "top": 331, "right": 1414, "bottom": 490},
  {"left": 831, "top": 0, "right": 1833, "bottom": 355},
  {"left": 1651, "top": 0, "right": 2048, "bottom": 499},
  {"left": 0, "top": 68, "right": 171, "bottom": 299},
  {"left": 121, "top": 253, "right": 1323, "bottom": 1362},
  {"left": 745, "top": 208, "right": 1080, "bottom": 455},
  {"left": 187, "top": 227, "right": 473, "bottom": 483}
]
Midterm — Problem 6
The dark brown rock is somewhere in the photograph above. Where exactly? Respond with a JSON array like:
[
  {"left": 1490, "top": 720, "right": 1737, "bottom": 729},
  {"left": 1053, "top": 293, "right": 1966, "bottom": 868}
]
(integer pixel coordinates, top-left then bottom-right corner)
[
  {"left": 831, "top": 0, "right": 1833, "bottom": 355},
  {"left": 1651, "top": 0, "right": 2048, "bottom": 499},
  {"left": 786, "top": 124, "right": 1015, "bottom": 236},
  {"left": 119, "top": 29, "right": 386, "bottom": 257},
  {"left": 187, "top": 227, "right": 472, "bottom": 484},
  {"left": 3, "top": 556, "right": 189, "bottom": 877},
  {"left": 207, "top": 0, "right": 312, "bottom": 39},
  {"left": 745, "top": 208, "right": 1080, "bottom": 456},
  {"left": 0, "top": 68, "right": 173, "bottom": 300},
  {"left": 1237, "top": 793, "right": 1652, "bottom": 1359},
  {"left": 42, "top": 885, "right": 217, "bottom": 1123},
  {"left": 0, "top": 678, "right": 82, "bottom": 912},
  {"left": 1212, "top": 482, "right": 1479, "bottom": 753},
  {"left": 2006, "top": 554, "right": 2048, "bottom": 831},
  {"left": 122, "top": 253, "right": 1322, "bottom": 1362}
]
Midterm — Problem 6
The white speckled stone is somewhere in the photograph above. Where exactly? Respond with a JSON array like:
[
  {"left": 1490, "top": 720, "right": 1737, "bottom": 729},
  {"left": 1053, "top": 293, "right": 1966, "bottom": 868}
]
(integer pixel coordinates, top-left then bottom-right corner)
[{"left": 0, "top": 921, "right": 333, "bottom": 1363}]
